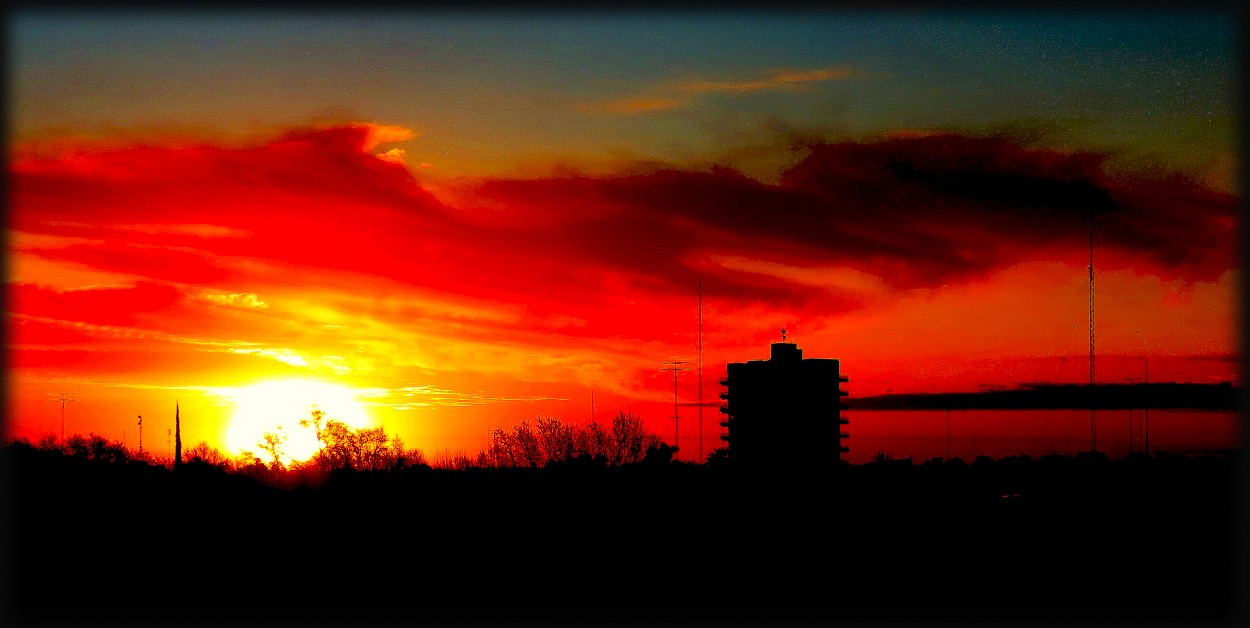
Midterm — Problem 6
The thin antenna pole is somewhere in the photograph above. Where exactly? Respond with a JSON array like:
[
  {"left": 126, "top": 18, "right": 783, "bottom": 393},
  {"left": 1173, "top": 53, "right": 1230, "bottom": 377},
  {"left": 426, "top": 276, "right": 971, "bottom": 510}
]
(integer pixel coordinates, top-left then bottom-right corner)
[
  {"left": 1136, "top": 330, "right": 1150, "bottom": 456},
  {"left": 137, "top": 416, "right": 143, "bottom": 456},
  {"left": 946, "top": 409, "right": 951, "bottom": 460},
  {"left": 698, "top": 278, "right": 703, "bottom": 464},
  {"left": 1089, "top": 212, "right": 1096, "bottom": 452}
]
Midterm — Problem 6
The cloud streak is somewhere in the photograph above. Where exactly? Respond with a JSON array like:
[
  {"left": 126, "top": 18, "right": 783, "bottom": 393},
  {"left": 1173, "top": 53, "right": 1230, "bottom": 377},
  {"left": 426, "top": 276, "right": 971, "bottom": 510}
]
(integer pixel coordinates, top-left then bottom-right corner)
[
  {"left": 677, "top": 67, "right": 857, "bottom": 94},
  {"left": 576, "top": 97, "right": 684, "bottom": 115},
  {"left": 360, "top": 385, "right": 567, "bottom": 410},
  {"left": 578, "top": 66, "right": 857, "bottom": 116}
]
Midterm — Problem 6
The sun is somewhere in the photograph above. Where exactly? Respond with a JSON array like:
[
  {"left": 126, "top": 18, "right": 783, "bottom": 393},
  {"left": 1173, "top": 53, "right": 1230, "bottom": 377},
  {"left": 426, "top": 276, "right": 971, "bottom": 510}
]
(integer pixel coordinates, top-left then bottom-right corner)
[{"left": 223, "top": 379, "right": 374, "bottom": 464}]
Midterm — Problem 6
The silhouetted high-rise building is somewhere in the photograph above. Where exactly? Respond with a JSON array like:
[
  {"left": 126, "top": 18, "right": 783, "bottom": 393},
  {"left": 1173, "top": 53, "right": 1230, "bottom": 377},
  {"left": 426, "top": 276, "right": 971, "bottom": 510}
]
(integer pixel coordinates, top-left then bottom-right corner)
[{"left": 719, "top": 340, "right": 849, "bottom": 467}]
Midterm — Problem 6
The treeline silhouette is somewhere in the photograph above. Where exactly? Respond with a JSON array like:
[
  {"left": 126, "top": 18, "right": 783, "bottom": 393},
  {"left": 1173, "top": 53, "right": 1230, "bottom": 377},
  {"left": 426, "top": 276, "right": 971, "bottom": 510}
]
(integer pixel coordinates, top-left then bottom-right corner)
[
  {"left": 3, "top": 415, "right": 1237, "bottom": 627},
  {"left": 34, "top": 411, "right": 674, "bottom": 490}
]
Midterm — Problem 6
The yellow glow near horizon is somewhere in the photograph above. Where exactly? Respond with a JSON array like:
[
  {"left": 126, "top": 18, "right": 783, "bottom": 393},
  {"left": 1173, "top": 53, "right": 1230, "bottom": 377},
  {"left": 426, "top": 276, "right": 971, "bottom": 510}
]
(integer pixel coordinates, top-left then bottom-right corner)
[{"left": 223, "top": 379, "right": 374, "bottom": 464}]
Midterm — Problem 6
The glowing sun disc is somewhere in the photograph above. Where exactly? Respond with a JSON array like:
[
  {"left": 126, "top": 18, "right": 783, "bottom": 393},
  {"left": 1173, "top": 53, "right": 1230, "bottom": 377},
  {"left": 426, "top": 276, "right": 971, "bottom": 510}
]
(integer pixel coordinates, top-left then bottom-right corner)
[{"left": 224, "top": 379, "right": 373, "bottom": 464}]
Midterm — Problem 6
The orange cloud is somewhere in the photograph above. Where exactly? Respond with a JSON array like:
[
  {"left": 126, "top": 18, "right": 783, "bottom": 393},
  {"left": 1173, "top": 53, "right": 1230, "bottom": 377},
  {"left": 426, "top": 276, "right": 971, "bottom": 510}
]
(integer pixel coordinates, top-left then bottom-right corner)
[
  {"left": 678, "top": 67, "right": 856, "bottom": 94},
  {"left": 297, "top": 121, "right": 416, "bottom": 152},
  {"left": 577, "top": 97, "right": 684, "bottom": 114},
  {"left": 576, "top": 67, "right": 855, "bottom": 117}
]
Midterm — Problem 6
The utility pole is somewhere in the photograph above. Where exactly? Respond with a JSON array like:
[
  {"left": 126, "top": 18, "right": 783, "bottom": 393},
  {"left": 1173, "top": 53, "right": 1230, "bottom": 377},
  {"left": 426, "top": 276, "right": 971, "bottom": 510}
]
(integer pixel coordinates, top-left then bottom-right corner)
[
  {"left": 662, "top": 360, "right": 689, "bottom": 458},
  {"left": 51, "top": 392, "right": 76, "bottom": 443}
]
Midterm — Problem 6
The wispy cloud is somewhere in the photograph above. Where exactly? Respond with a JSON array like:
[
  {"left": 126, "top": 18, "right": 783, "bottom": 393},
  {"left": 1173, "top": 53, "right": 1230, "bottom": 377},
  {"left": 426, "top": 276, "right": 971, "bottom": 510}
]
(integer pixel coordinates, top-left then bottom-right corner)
[
  {"left": 226, "top": 347, "right": 310, "bottom": 369},
  {"left": 41, "top": 221, "right": 252, "bottom": 239},
  {"left": 708, "top": 255, "right": 890, "bottom": 298},
  {"left": 358, "top": 384, "right": 566, "bottom": 409},
  {"left": 202, "top": 292, "right": 268, "bottom": 309},
  {"left": 678, "top": 67, "right": 856, "bottom": 94},
  {"left": 575, "top": 97, "right": 684, "bottom": 115},
  {"left": 219, "top": 347, "right": 356, "bottom": 375},
  {"left": 577, "top": 66, "right": 856, "bottom": 115}
]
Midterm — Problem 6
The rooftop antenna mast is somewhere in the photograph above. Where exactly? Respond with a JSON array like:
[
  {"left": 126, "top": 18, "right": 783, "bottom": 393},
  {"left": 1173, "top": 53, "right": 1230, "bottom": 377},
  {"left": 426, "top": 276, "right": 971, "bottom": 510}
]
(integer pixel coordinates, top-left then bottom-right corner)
[
  {"left": 662, "top": 360, "right": 690, "bottom": 459},
  {"left": 51, "top": 392, "right": 76, "bottom": 443}
]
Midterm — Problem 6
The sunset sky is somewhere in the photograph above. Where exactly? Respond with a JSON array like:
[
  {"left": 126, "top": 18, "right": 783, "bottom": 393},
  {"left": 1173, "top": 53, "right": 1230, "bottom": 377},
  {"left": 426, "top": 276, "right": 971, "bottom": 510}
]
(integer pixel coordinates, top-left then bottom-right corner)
[{"left": 6, "top": 9, "right": 1240, "bottom": 462}]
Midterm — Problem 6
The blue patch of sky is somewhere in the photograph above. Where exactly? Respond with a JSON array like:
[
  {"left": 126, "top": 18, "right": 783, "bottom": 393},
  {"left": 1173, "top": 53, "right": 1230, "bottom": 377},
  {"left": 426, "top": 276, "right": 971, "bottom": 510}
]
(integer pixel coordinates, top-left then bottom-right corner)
[{"left": 10, "top": 10, "right": 1235, "bottom": 160}]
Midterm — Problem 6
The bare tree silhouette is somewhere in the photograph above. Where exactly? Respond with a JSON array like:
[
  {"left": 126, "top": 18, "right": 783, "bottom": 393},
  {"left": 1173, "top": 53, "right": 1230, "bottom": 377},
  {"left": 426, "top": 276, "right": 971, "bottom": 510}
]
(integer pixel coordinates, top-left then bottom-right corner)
[{"left": 482, "top": 412, "right": 664, "bottom": 468}]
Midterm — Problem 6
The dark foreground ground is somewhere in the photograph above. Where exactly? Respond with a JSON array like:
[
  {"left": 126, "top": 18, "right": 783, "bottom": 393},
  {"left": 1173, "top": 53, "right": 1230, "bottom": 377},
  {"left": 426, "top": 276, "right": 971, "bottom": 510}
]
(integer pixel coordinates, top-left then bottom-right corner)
[{"left": 3, "top": 448, "right": 1243, "bottom": 628}]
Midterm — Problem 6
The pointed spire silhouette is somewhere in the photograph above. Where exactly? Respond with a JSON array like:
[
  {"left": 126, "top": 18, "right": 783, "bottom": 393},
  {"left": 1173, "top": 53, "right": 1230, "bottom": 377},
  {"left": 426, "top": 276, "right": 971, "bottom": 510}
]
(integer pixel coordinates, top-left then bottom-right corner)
[{"left": 174, "top": 401, "right": 182, "bottom": 468}]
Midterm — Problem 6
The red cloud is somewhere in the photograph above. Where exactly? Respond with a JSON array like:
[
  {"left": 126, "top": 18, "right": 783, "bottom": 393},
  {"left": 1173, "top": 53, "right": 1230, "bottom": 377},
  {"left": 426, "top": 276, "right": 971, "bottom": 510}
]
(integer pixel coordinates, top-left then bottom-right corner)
[
  {"left": 470, "top": 132, "right": 1236, "bottom": 310},
  {"left": 6, "top": 124, "right": 1239, "bottom": 446},
  {"left": 9, "top": 125, "right": 1238, "bottom": 344},
  {"left": 10, "top": 282, "right": 185, "bottom": 328}
]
